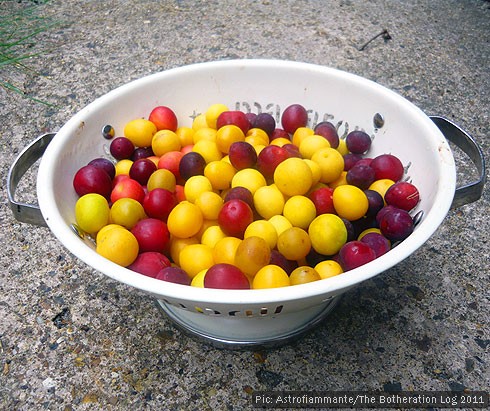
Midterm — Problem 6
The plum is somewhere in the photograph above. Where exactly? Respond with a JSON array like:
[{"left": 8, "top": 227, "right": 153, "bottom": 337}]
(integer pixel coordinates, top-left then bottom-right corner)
[
  {"left": 128, "top": 251, "right": 171, "bottom": 278},
  {"left": 155, "top": 266, "right": 191, "bottom": 285},
  {"left": 338, "top": 241, "right": 376, "bottom": 271},
  {"left": 228, "top": 141, "right": 257, "bottom": 170},
  {"left": 73, "top": 164, "right": 112, "bottom": 199},
  {"left": 204, "top": 263, "right": 250, "bottom": 289}
]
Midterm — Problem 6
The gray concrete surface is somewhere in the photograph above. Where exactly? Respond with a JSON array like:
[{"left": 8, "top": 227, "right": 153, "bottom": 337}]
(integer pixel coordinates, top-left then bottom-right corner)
[{"left": 1, "top": 0, "right": 488, "bottom": 409}]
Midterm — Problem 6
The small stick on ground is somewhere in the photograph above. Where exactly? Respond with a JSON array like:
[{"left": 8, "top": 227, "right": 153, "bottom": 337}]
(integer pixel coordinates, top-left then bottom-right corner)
[{"left": 358, "top": 29, "right": 392, "bottom": 51}]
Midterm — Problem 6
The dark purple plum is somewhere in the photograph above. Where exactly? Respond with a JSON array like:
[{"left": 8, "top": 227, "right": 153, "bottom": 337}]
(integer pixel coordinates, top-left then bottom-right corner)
[
  {"left": 379, "top": 207, "right": 414, "bottom": 241},
  {"left": 360, "top": 232, "right": 391, "bottom": 257},
  {"left": 356, "top": 158, "right": 373, "bottom": 168},
  {"left": 216, "top": 111, "right": 250, "bottom": 135},
  {"left": 341, "top": 218, "right": 356, "bottom": 242},
  {"left": 131, "top": 146, "right": 154, "bottom": 161},
  {"left": 252, "top": 112, "right": 276, "bottom": 136},
  {"left": 376, "top": 205, "right": 398, "bottom": 226},
  {"left": 204, "top": 263, "right": 250, "bottom": 290},
  {"left": 346, "top": 163, "right": 376, "bottom": 190},
  {"left": 282, "top": 143, "right": 302, "bottom": 158},
  {"left": 270, "top": 249, "right": 298, "bottom": 274},
  {"left": 343, "top": 153, "right": 363, "bottom": 171},
  {"left": 257, "top": 144, "right": 290, "bottom": 180},
  {"left": 110, "top": 137, "right": 134, "bottom": 160},
  {"left": 364, "top": 189, "right": 385, "bottom": 217},
  {"left": 305, "top": 247, "right": 328, "bottom": 267},
  {"left": 131, "top": 218, "right": 170, "bottom": 253},
  {"left": 345, "top": 130, "right": 372, "bottom": 154},
  {"left": 128, "top": 251, "right": 171, "bottom": 278},
  {"left": 245, "top": 112, "right": 257, "bottom": 127},
  {"left": 223, "top": 186, "right": 254, "bottom": 209},
  {"left": 129, "top": 158, "right": 157, "bottom": 186},
  {"left": 270, "top": 128, "right": 290, "bottom": 141},
  {"left": 314, "top": 121, "right": 339, "bottom": 148},
  {"left": 179, "top": 151, "right": 206, "bottom": 180},
  {"left": 351, "top": 216, "right": 377, "bottom": 239},
  {"left": 228, "top": 141, "right": 257, "bottom": 170},
  {"left": 88, "top": 157, "right": 115, "bottom": 180}
]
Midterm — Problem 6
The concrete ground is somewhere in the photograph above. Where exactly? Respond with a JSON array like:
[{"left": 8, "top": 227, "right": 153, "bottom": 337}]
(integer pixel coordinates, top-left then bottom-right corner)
[{"left": 0, "top": 0, "right": 488, "bottom": 409}]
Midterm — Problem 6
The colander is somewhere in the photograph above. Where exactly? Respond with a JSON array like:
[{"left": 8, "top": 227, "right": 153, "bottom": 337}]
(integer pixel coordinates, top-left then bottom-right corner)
[{"left": 8, "top": 60, "right": 485, "bottom": 349}]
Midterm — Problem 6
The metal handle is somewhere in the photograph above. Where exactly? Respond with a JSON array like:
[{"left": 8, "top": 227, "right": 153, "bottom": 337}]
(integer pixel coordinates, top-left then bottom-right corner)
[
  {"left": 430, "top": 116, "right": 486, "bottom": 209},
  {"left": 7, "top": 133, "right": 56, "bottom": 226}
]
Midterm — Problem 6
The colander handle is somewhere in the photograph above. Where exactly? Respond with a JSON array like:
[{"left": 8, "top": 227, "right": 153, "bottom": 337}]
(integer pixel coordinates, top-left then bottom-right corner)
[
  {"left": 7, "top": 132, "right": 56, "bottom": 227},
  {"left": 430, "top": 116, "right": 486, "bottom": 209}
]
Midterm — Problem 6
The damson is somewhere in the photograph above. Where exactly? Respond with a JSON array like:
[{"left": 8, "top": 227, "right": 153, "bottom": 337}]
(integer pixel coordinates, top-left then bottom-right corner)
[
  {"left": 223, "top": 186, "right": 254, "bottom": 209},
  {"left": 129, "top": 158, "right": 157, "bottom": 186},
  {"left": 218, "top": 199, "right": 254, "bottom": 238},
  {"left": 128, "top": 251, "right": 172, "bottom": 278},
  {"left": 314, "top": 121, "right": 339, "bottom": 148},
  {"left": 131, "top": 218, "right": 170, "bottom": 253},
  {"left": 256, "top": 145, "right": 290, "bottom": 180},
  {"left": 379, "top": 207, "right": 414, "bottom": 241},
  {"left": 155, "top": 266, "right": 191, "bottom": 285},
  {"left": 131, "top": 146, "right": 154, "bottom": 161},
  {"left": 88, "top": 158, "right": 116, "bottom": 180},
  {"left": 216, "top": 111, "right": 251, "bottom": 135},
  {"left": 360, "top": 232, "right": 390, "bottom": 257},
  {"left": 364, "top": 189, "right": 384, "bottom": 217},
  {"left": 110, "top": 137, "right": 135, "bottom": 160},
  {"left": 345, "top": 130, "right": 372, "bottom": 154},
  {"left": 376, "top": 205, "right": 398, "bottom": 226},
  {"left": 252, "top": 112, "right": 276, "bottom": 136},
  {"left": 228, "top": 141, "right": 257, "bottom": 170},
  {"left": 346, "top": 163, "right": 376, "bottom": 190},
  {"left": 343, "top": 153, "right": 363, "bottom": 171},
  {"left": 179, "top": 151, "right": 206, "bottom": 180}
]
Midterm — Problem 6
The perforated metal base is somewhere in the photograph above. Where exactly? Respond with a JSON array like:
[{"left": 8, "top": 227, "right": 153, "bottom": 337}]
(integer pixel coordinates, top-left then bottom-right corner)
[{"left": 156, "top": 297, "right": 340, "bottom": 349}]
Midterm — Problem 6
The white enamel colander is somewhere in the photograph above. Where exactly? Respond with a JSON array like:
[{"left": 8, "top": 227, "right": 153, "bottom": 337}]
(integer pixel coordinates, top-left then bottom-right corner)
[{"left": 8, "top": 60, "right": 485, "bottom": 348}]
